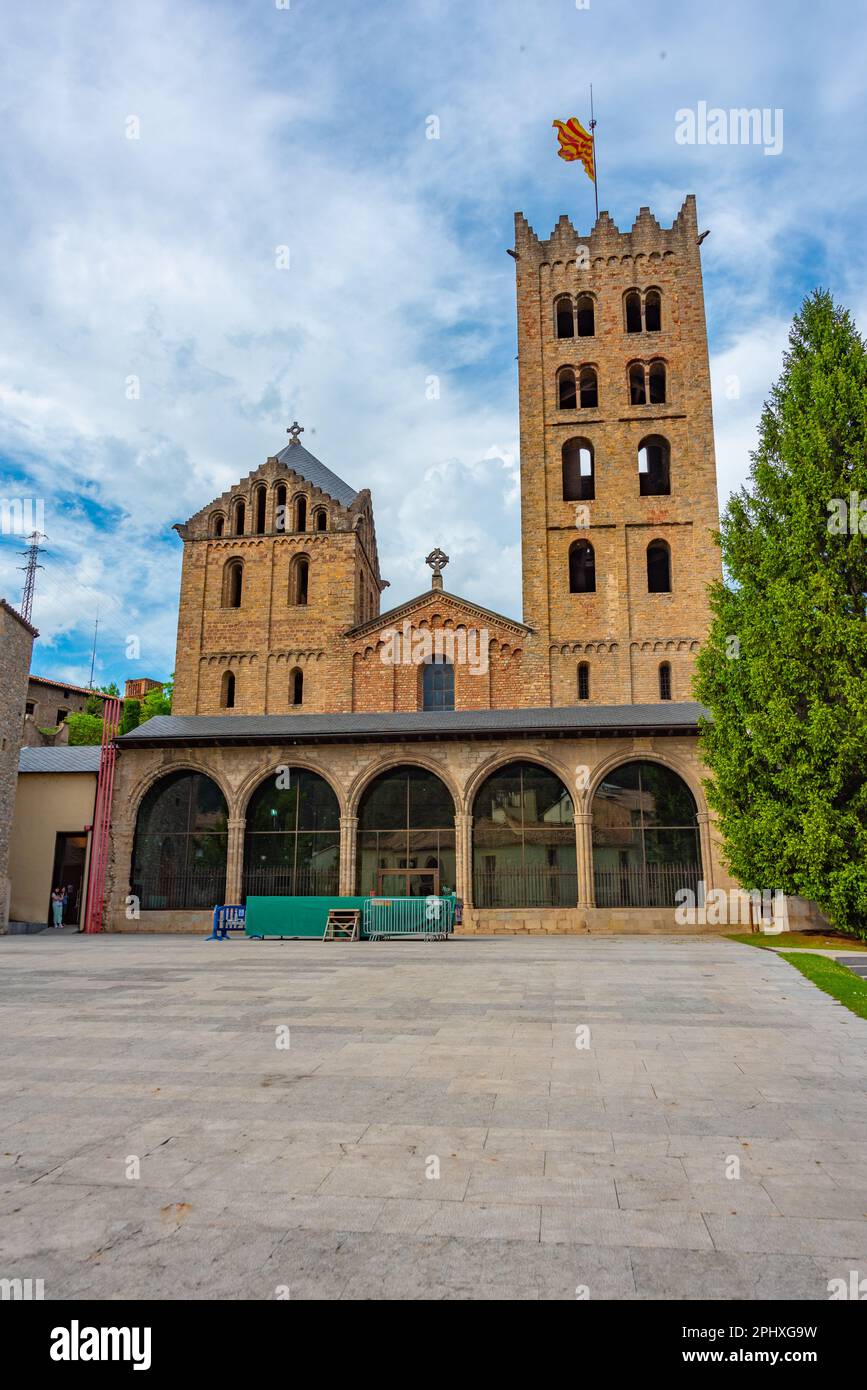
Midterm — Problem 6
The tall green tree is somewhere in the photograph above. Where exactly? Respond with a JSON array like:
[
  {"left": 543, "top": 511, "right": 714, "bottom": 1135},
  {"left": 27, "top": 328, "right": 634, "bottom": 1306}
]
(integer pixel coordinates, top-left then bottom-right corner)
[
  {"left": 695, "top": 290, "right": 867, "bottom": 938},
  {"left": 140, "top": 675, "right": 173, "bottom": 721}
]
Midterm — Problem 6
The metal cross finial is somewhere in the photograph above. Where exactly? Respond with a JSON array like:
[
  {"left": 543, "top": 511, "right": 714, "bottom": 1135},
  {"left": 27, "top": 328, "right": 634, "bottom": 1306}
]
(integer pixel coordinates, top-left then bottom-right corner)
[
  {"left": 286, "top": 421, "right": 304, "bottom": 446},
  {"left": 425, "top": 547, "right": 449, "bottom": 576}
]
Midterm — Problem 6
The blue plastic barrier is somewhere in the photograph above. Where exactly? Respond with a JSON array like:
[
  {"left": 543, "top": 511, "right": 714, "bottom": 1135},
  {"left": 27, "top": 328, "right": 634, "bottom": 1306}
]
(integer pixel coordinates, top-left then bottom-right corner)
[{"left": 206, "top": 904, "right": 247, "bottom": 940}]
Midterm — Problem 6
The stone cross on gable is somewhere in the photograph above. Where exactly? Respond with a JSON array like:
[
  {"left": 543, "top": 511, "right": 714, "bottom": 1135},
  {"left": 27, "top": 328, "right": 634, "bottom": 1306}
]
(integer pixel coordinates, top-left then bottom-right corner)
[
  {"left": 426, "top": 547, "right": 449, "bottom": 590},
  {"left": 286, "top": 421, "right": 304, "bottom": 446}
]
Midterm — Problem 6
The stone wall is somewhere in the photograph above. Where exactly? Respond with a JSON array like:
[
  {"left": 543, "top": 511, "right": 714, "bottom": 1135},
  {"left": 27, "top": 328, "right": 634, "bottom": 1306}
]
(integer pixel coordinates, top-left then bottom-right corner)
[{"left": 0, "top": 601, "right": 37, "bottom": 930}]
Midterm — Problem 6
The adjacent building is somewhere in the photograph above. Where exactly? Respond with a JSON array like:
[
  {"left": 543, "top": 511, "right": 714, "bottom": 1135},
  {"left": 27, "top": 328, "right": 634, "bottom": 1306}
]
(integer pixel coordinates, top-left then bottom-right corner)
[{"left": 0, "top": 599, "right": 38, "bottom": 930}]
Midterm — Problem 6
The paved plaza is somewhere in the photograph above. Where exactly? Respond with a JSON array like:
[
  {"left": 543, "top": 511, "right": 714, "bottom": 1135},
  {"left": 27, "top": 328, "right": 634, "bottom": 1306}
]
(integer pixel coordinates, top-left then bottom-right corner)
[{"left": 2, "top": 933, "right": 867, "bottom": 1300}]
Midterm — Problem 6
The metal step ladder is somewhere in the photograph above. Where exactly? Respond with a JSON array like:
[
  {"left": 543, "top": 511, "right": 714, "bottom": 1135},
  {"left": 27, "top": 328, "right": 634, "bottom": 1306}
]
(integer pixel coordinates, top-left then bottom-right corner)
[{"left": 323, "top": 908, "right": 360, "bottom": 941}]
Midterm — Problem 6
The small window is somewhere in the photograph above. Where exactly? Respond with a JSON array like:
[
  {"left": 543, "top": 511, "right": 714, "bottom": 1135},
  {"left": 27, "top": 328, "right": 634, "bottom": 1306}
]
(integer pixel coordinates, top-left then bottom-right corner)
[
  {"left": 659, "top": 662, "right": 672, "bottom": 700},
  {"left": 254, "top": 486, "right": 267, "bottom": 535},
  {"left": 314, "top": 508, "right": 328, "bottom": 532},
  {"left": 647, "top": 541, "right": 671, "bottom": 593},
  {"left": 628, "top": 362, "right": 647, "bottom": 406},
  {"left": 25, "top": 702, "right": 35, "bottom": 716},
  {"left": 290, "top": 668, "right": 303, "bottom": 706},
  {"left": 56, "top": 708, "right": 68, "bottom": 724},
  {"left": 575, "top": 294, "right": 594, "bottom": 337},
  {"left": 224, "top": 559, "right": 243, "bottom": 608},
  {"left": 579, "top": 366, "right": 598, "bottom": 409},
  {"left": 555, "top": 296, "right": 574, "bottom": 338},
  {"left": 221, "top": 671, "right": 236, "bottom": 709},
  {"left": 212, "top": 513, "right": 225, "bottom": 538},
  {"left": 648, "top": 361, "right": 666, "bottom": 404},
  {"left": 577, "top": 662, "right": 590, "bottom": 701},
  {"left": 275, "top": 484, "right": 287, "bottom": 532},
  {"left": 422, "top": 656, "right": 455, "bottom": 712},
  {"left": 638, "top": 435, "right": 671, "bottom": 496},
  {"left": 625, "top": 291, "right": 642, "bottom": 333},
  {"left": 232, "top": 498, "right": 246, "bottom": 535},
  {"left": 558, "top": 368, "right": 577, "bottom": 409},
  {"left": 562, "top": 440, "right": 594, "bottom": 502},
  {"left": 569, "top": 540, "right": 596, "bottom": 594},
  {"left": 294, "top": 496, "right": 307, "bottom": 532},
  {"left": 645, "top": 289, "right": 662, "bottom": 332},
  {"left": 290, "top": 555, "right": 309, "bottom": 605}
]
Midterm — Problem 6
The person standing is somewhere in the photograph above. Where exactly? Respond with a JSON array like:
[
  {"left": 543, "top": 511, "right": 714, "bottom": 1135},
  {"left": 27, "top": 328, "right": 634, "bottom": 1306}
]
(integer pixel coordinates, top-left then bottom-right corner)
[{"left": 50, "top": 887, "right": 64, "bottom": 928}]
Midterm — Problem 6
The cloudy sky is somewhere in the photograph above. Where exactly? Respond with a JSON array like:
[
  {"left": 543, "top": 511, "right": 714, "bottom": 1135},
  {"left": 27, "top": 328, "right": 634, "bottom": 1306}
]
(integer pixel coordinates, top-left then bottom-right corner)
[{"left": 1, "top": 0, "right": 865, "bottom": 689}]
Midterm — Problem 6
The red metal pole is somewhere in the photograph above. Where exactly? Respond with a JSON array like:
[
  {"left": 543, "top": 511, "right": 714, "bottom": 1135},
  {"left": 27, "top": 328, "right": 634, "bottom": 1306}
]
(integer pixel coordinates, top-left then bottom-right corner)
[{"left": 83, "top": 696, "right": 121, "bottom": 933}]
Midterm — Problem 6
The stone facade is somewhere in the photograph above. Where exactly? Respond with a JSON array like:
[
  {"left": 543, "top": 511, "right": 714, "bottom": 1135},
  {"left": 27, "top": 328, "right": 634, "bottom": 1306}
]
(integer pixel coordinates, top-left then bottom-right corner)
[
  {"left": 0, "top": 600, "right": 37, "bottom": 929},
  {"left": 22, "top": 676, "right": 107, "bottom": 747}
]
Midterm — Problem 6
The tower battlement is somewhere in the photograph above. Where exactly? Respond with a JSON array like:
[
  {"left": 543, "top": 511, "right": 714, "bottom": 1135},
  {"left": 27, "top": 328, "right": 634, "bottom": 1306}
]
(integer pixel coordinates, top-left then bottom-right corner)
[{"left": 514, "top": 195, "right": 699, "bottom": 267}]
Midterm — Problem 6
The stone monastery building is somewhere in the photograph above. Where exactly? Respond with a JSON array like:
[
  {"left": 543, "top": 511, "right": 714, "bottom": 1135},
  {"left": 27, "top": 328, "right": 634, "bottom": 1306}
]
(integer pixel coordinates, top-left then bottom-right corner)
[{"left": 110, "top": 194, "right": 736, "bottom": 933}]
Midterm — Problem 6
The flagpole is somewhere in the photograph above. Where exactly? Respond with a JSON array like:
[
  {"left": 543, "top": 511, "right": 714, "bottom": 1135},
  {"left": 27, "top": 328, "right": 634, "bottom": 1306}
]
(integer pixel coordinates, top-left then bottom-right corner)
[{"left": 589, "top": 84, "right": 599, "bottom": 221}]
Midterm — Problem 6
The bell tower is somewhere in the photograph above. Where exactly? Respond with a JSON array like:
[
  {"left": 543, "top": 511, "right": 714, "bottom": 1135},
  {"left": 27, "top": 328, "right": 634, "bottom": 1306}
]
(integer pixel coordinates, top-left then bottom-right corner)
[{"left": 513, "top": 194, "right": 722, "bottom": 706}]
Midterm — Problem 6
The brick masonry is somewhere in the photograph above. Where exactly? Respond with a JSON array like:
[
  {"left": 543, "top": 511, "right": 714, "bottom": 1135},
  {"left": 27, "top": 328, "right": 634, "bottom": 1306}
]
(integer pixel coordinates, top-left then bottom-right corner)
[{"left": 0, "top": 601, "right": 37, "bottom": 930}]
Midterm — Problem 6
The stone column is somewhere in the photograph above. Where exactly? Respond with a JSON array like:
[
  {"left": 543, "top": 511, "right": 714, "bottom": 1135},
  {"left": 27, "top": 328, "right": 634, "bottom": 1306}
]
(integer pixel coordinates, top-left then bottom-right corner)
[
  {"left": 106, "top": 826, "right": 134, "bottom": 929},
  {"left": 696, "top": 812, "right": 714, "bottom": 893},
  {"left": 575, "top": 812, "right": 594, "bottom": 906},
  {"left": 454, "top": 812, "right": 473, "bottom": 904},
  {"left": 340, "top": 815, "right": 358, "bottom": 896},
  {"left": 225, "top": 817, "right": 246, "bottom": 904}
]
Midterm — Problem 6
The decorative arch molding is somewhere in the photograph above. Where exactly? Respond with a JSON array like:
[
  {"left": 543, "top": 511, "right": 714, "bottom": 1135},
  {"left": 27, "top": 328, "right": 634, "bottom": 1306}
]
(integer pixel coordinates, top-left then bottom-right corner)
[
  {"left": 579, "top": 747, "right": 708, "bottom": 817},
  {"left": 232, "top": 758, "right": 347, "bottom": 822},
  {"left": 268, "top": 650, "right": 325, "bottom": 666},
  {"left": 201, "top": 652, "right": 258, "bottom": 668},
  {"left": 346, "top": 752, "right": 461, "bottom": 819},
  {"left": 126, "top": 759, "right": 234, "bottom": 827},
  {"left": 461, "top": 747, "right": 576, "bottom": 815}
]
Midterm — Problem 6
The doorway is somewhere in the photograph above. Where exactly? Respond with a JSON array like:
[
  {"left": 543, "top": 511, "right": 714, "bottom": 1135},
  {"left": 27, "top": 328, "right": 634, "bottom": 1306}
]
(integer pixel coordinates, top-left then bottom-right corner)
[{"left": 49, "top": 833, "right": 88, "bottom": 927}]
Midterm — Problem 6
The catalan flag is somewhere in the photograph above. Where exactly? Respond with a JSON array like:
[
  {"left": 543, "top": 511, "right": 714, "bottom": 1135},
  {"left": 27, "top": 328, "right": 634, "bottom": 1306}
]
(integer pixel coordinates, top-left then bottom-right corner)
[{"left": 552, "top": 117, "right": 595, "bottom": 183}]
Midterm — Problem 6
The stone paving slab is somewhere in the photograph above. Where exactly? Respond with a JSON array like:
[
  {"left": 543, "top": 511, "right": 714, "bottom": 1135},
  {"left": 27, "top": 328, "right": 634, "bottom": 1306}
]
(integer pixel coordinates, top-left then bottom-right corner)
[{"left": 1, "top": 932, "right": 866, "bottom": 1300}]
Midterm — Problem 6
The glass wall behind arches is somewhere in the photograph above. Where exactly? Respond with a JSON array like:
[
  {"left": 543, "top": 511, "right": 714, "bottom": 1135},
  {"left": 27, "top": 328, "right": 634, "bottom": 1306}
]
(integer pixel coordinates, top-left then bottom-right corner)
[
  {"left": 472, "top": 761, "right": 576, "bottom": 908},
  {"left": 131, "top": 771, "right": 228, "bottom": 910},
  {"left": 243, "top": 767, "right": 340, "bottom": 898},
  {"left": 591, "top": 760, "right": 701, "bottom": 907},
  {"left": 356, "top": 766, "right": 456, "bottom": 897}
]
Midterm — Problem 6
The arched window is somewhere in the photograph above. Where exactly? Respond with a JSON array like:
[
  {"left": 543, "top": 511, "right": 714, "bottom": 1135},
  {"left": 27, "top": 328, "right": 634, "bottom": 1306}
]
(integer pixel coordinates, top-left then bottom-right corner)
[
  {"left": 232, "top": 498, "right": 246, "bottom": 535},
  {"left": 558, "top": 367, "right": 577, "bottom": 409},
  {"left": 422, "top": 656, "right": 454, "bottom": 711},
  {"left": 579, "top": 366, "right": 598, "bottom": 409},
  {"left": 211, "top": 513, "right": 225, "bottom": 538},
  {"left": 243, "top": 768, "right": 340, "bottom": 898},
  {"left": 659, "top": 662, "right": 672, "bottom": 700},
  {"left": 575, "top": 294, "right": 595, "bottom": 337},
  {"left": 221, "top": 670, "right": 236, "bottom": 709},
  {"left": 647, "top": 540, "right": 671, "bottom": 593},
  {"left": 290, "top": 667, "right": 303, "bottom": 706},
  {"left": 569, "top": 540, "right": 596, "bottom": 593},
  {"left": 131, "top": 771, "right": 228, "bottom": 910},
  {"left": 577, "top": 662, "right": 590, "bottom": 701},
  {"left": 628, "top": 362, "right": 647, "bottom": 405},
  {"left": 562, "top": 439, "right": 594, "bottom": 501},
  {"left": 472, "top": 761, "right": 576, "bottom": 908},
  {"left": 555, "top": 296, "right": 574, "bottom": 338},
  {"left": 294, "top": 496, "right": 307, "bottom": 532},
  {"left": 648, "top": 360, "right": 666, "bottom": 404},
  {"left": 254, "top": 485, "right": 267, "bottom": 535},
  {"left": 638, "top": 435, "right": 671, "bottom": 496},
  {"left": 644, "top": 289, "right": 662, "bottom": 332},
  {"left": 624, "top": 290, "right": 643, "bottom": 334},
  {"left": 356, "top": 766, "right": 456, "bottom": 896},
  {"left": 313, "top": 508, "right": 328, "bottom": 532},
  {"left": 275, "top": 483, "right": 287, "bottom": 533},
  {"left": 223, "top": 559, "right": 243, "bottom": 608},
  {"left": 592, "top": 760, "right": 700, "bottom": 907},
  {"left": 289, "top": 554, "right": 309, "bottom": 605}
]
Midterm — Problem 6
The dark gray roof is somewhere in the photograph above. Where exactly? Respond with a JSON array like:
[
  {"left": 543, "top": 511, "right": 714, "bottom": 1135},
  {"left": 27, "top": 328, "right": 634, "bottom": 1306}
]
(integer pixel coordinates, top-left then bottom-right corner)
[
  {"left": 275, "top": 441, "right": 357, "bottom": 508},
  {"left": 118, "top": 702, "right": 708, "bottom": 749},
  {"left": 19, "top": 746, "right": 102, "bottom": 773}
]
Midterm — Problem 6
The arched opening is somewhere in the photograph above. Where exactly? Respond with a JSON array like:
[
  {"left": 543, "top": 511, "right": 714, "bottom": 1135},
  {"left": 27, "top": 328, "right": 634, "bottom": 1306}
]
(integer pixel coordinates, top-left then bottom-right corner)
[
  {"left": 628, "top": 362, "right": 647, "bottom": 405},
  {"left": 592, "top": 760, "right": 700, "bottom": 907},
  {"left": 624, "top": 290, "right": 642, "bottom": 334},
  {"left": 647, "top": 540, "right": 671, "bottom": 593},
  {"left": 232, "top": 498, "right": 246, "bottom": 535},
  {"left": 555, "top": 296, "right": 574, "bottom": 338},
  {"left": 558, "top": 367, "right": 577, "bottom": 410},
  {"left": 274, "top": 483, "right": 287, "bottom": 532},
  {"left": 223, "top": 559, "right": 243, "bottom": 608},
  {"left": 638, "top": 434, "right": 671, "bottom": 496},
  {"left": 644, "top": 289, "right": 662, "bottom": 332},
  {"left": 211, "top": 513, "right": 225, "bottom": 538},
  {"left": 290, "top": 554, "right": 309, "bottom": 605},
  {"left": 131, "top": 771, "right": 228, "bottom": 910},
  {"left": 575, "top": 294, "right": 595, "bottom": 337},
  {"left": 356, "top": 766, "right": 456, "bottom": 896},
  {"left": 422, "top": 655, "right": 454, "bottom": 712},
  {"left": 577, "top": 662, "right": 590, "bottom": 701},
  {"left": 659, "top": 662, "right": 672, "bottom": 701},
  {"left": 313, "top": 508, "right": 328, "bottom": 532},
  {"left": 562, "top": 439, "right": 594, "bottom": 501},
  {"left": 294, "top": 496, "right": 307, "bottom": 532},
  {"left": 473, "top": 761, "right": 576, "bottom": 908},
  {"left": 579, "top": 366, "right": 598, "bottom": 409},
  {"left": 290, "top": 667, "right": 303, "bottom": 706},
  {"left": 221, "top": 670, "right": 236, "bottom": 709},
  {"left": 648, "top": 360, "right": 666, "bottom": 404},
  {"left": 569, "top": 539, "right": 596, "bottom": 593},
  {"left": 254, "top": 485, "right": 267, "bottom": 535},
  {"left": 243, "top": 768, "right": 340, "bottom": 898}
]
